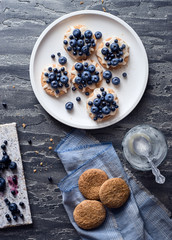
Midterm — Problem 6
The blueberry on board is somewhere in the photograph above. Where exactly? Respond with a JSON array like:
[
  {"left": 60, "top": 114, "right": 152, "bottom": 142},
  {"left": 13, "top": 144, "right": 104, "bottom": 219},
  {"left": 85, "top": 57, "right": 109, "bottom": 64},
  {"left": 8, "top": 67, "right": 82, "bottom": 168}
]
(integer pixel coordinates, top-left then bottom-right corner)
[
  {"left": 7, "top": 217, "right": 11, "bottom": 222},
  {"left": 93, "top": 98, "right": 101, "bottom": 107},
  {"left": 63, "top": 40, "right": 68, "bottom": 45},
  {"left": 101, "top": 47, "right": 109, "bottom": 56},
  {"left": 78, "top": 52, "right": 83, "bottom": 56},
  {"left": 92, "top": 43, "right": 96, "bottom": 47},
  {"left": 4, "top": 198, "right": 10, "bottom": 205},
  {"left": 110, "top": 43, "right": 119, "bottom": 52},
  {"left": 51, "top": 81, "right": 58, "bottom": 89},
  {"left": 112, "top": 77, "right": 120, "bottom": 85},
  {"left": 87, "top": 80, "right": 93, "bottom": 85},
  {"left": 51, "top": 54, "right": 55, "bottom": 59},
  {"left": 85, "top": 38, "right": 90, "bottom": 44},
  {"left": 58, "top": 82, "right": 63, "bottom": 88},
  {"left": 63, "top": 71, "right": 68, "bottom": 75},
  {"left": 67, "top": 46, "right": 72, "bottom": 51},
  {"left": 91, "top": 106, "right": 99, "bottom": 114},
  {"left": 122, "top": 72, "right": 127, "bottom": 77},
  {"left": 61, "top": 67, "right": 65, "bottom": 72},
  {"left": 65, "top": 83, "right": 69, "bottom": 88},
  {"left": 73, "top": 28, "right": 81, "bottom": 38},
  {"left": 20, "top": 214, "right": 24, "bottom": 219},
  {"left": 111, "top": 58, "right": 119, "bottom": 66},
  {"left": 81, "top": 71, "right": 91, "bottom": 81},
  {"left": 19, "top": 202, "right": 25, "bottom": 207},
  {"left": 69, "top": 39, "right": 77, "bottom": 47},
  {"left": 102, "top": 106, "right": 111, "bottom": 115},
  {"left": 111, "top": 106, "right": 116, "bottom": 111},
  {"left": 9, "top": 161, "right": 17, "bottom": 170},
  {"left": 0, "top": 177, "right": 6, "bottom": 192},
  {"left": 88, "top": 65, "right": 96, "bottom": 73},
  {"left": 87, "top": 43, "right": 91, "bottom": 47},
  {"left": 1, "top": 144, "right": 6, "bottom": 150},
  {"left": 88, "top": 101, "right": 93, "bottom": 106},
  {"left": 4, "top": 140, "right": 8, "bottom": 145},
  {"left": 95, "top": 31, "right": 102, "bottom": 39},
  {"left": 75, "top": 76, "right": 82, "bottom": 84},
  {"left": 65, "top": 102, "right": 73, "bottom": 111},
  {"left": 5, "top": 214, "right": 10, "bottom": 218},
  {"left": 81, "top": 45, "right": 89, "bottom": 54},
  {"left": 119, "top": 58, "right": 123, "bottom": 63},
  {"left": 13, "top": 215, "right": 18, "bottom": 221},
  {"left": 60, "top": 76, "right": 68, "bottom": 84},
  {"left": 84, "top": 30, "right": 92, "bottom": 39},
  {"left": 56, "top": 89, "right": 60, "bottom": 94},
  {"left": 78, "top": 85, "right": 83, "bottom": 90},
  {"left": 75, "top": 62, "right": 83, "bottom": 71},
  {"left": 121, "top": 44, "right": 126, "bottom": 49},
  {"left": 91, "top": 75, "right": 99, "bottom": 83},
  {"left": 9, "top": 203, "right": 18, "bottom": 213},
  {"left": 105, "top": 93, "right": 114, "bottom": 103},
  {"left": 76, "top": 97, "right": 81, "bottom": 102},
  {"left": 58, "top": 56, "right": 67, "bottom": 65},
  {"left": 103, "top": 70, "right": 112, "bottom": 80}
]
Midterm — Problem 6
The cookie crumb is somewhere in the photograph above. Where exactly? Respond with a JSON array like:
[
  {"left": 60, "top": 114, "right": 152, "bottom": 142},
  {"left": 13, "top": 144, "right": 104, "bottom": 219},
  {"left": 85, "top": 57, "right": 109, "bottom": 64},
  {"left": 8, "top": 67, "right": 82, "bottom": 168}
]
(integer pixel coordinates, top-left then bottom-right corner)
[
  {"left": 40, "top": 162, "right": 43, "bottom": 166},
  {"left": 13, "top": 85, "right": 15, "bottom": 88},
  {"left": 102, "top": 0, "right": 104, "bottom": 3},
  {"left": 48, "top": 146, "right": 52, "bottom": 150},
  {"left": 50, "top": 138, "right": 53, "bottom": 142},
  {"left": 35, "top": 151, "right": 39, "bottom": 154},
  {"left": 22, "top": 123, "right": 26, "bottom": 129},
  {"left": 102, "top": 7, "right": 106, "bottom": 12},
  {"left": 33, "top": 169, "right": 37, "bottom": 173},
  {"left": 80, "top": 1, "right": 84, "bottom": 4}
]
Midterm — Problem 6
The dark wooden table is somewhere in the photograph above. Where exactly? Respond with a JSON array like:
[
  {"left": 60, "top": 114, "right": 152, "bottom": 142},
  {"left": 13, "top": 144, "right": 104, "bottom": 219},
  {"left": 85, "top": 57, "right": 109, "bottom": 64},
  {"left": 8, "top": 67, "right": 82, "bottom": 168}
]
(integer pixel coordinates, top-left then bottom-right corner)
[{"left": 0, "top": 1, "right": 171, "bottom": 239}]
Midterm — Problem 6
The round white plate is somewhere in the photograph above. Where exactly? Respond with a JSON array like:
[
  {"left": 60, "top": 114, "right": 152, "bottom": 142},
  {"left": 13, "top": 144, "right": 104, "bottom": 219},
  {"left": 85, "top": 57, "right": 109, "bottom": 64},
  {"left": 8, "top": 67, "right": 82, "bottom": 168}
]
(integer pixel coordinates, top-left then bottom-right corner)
[{"left": 30, "top": 10, "right": 148, "bottom": 129}]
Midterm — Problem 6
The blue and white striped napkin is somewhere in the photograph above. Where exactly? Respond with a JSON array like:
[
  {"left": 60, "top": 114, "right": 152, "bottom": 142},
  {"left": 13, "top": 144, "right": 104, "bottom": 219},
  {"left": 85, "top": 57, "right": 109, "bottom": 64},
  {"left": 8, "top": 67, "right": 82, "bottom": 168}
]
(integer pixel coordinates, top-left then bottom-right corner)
[{"left": 55, "top": 130, "right": 172, "bottom": 240}]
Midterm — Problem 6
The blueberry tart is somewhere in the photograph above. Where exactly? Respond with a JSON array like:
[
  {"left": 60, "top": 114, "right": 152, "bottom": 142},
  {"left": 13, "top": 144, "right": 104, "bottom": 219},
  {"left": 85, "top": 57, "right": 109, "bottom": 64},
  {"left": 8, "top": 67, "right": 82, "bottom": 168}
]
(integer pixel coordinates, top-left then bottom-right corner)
[
  {"left": 63, "top": 25, "right": 97, "bottom": 60},
  {"left": 41, "top": 64, "right": 70, "bottom": 98},
  {"left": 70, "top": 60, "right": 103, "bottom": 94},
  {"left": 86, "top": 88, "right": 119, "bottom": 122},
  {"left": 96, "top": 37, "right": 129, "bottom": 69}
]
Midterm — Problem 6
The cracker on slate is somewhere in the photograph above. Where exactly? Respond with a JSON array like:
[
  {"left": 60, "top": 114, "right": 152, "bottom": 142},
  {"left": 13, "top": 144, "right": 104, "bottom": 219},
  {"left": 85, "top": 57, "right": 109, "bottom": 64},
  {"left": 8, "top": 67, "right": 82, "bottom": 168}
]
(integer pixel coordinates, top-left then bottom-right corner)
[{"left": 0, "top": 122, "right": 32, "bottom": 228}]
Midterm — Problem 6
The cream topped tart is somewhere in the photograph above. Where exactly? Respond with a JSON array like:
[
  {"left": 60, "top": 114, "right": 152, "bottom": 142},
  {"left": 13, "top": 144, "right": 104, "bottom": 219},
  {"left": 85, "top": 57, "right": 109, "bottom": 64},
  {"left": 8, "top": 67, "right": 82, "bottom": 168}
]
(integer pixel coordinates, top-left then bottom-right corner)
[
  {"left": 86, "top": 87, "right": 119, "bottom": 122},
  {"left": 96, "top": 37, "right": 129, "bottom": 69},
  {"left": 41, "top": 64, "right": 70, "bottom": 98},
  {"left": 63, "top": 25, "right": 97, "bottom": 60},
  {"left": 70, "top": 59, "right": 103, "bottom": 94}
]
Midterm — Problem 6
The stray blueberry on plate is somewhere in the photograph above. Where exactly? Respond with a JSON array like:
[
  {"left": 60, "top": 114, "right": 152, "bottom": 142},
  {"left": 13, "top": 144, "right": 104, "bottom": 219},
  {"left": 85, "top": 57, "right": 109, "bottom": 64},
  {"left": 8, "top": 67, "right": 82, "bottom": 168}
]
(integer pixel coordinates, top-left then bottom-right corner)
[
  {"left": 2, "top": 102, "right": 7, "bottom": 108},
  {"left": 4, "top": 198, "right": 10, "bottom": 205},
  {"left": 57, "top": 52, "right": 61, "bottom": 57},
  {"left": 76, "top": 97, "right": 81, "bottom": 102},
  {"left": 51, "top": 54, "right": 55, "bottom": 59},
  {"left": 112, "top": 77, "right": 120, "bottom": 85},
  {"left": 5, "top": 214, "right": 10, "bottom": 218},
  {"left": 95, "top": 31, "right": 102, "bottom": 39},
  {"left": 122, "top": 72, "right": 127, "bottom": 77},
  {"left": 65, "top": 102, "right": 73, "bottom": 111},
  {"left": 48, "top": 177, "right": 53, "bottom": 182},
  {"left": 103, "top": 70, "right": 112, "bottom": 80},
  {"left": 9, "top": 161, "right": 17, "bottom": 170},
  {"left": 58, "top": 56, "right": 67, "bottom": 65}
]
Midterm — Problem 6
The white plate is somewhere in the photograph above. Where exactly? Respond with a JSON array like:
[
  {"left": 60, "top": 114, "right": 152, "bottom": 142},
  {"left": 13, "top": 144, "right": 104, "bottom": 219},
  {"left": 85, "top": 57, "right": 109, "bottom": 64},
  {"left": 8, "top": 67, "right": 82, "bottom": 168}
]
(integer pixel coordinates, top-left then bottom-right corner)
[{"left": 30, "top": 10, "right": 148, "bottom": 129}]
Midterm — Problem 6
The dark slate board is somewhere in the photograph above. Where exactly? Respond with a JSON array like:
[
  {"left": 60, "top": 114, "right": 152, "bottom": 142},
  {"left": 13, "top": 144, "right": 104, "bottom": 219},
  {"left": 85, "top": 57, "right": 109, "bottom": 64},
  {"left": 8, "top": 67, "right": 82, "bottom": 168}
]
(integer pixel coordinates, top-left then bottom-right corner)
[{"left": 0, "top": 0, "right": 171, "bottom": 239}]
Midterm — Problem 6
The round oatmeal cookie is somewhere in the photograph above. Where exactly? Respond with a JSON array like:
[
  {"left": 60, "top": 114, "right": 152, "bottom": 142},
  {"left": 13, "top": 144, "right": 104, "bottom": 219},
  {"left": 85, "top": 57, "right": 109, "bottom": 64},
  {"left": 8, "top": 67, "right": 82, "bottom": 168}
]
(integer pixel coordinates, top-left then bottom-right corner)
[
  {"left": 86, "top": 87, "right": 119, "bottom": 122},
  {"left": 63, "top": 25, "right": 97, "bottom": 60},
  {"left": 70, "top": 59, "right": 103, "bottom": 94},
  {"left": 96, "top": 37, "right": 129, "bottom": 69},
  {"left": 99, "top": 178, "right": 130, "bottom": 208},
  {"left": 41, "top": 64, "right": 70, "bottom": 98},
  {"left": 73, "top": 200, "right": 106, "bottom": 230},
  {"left": 78, "top": 169, "right": 108, "bottom": 200}
]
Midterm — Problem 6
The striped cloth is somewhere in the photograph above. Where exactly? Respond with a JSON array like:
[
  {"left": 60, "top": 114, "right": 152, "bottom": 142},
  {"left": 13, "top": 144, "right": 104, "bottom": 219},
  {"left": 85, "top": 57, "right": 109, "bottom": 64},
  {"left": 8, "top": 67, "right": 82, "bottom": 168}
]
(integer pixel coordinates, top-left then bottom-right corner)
[{"left": 55, "top": 130, "right": 172, "bottom": 240}]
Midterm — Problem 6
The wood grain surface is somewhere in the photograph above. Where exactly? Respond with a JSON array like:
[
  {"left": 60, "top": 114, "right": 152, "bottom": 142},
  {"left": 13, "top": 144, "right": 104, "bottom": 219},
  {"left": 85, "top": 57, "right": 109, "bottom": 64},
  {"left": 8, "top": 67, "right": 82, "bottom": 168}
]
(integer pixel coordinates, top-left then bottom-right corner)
[{"left": 0, "top": 0, "right": 172, "bottom": 239}]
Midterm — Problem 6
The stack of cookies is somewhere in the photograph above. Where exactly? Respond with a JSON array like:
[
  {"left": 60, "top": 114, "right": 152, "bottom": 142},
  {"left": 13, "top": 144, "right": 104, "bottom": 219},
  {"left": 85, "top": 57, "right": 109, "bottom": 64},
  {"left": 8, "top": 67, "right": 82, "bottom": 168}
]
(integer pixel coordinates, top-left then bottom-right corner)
[
  {"left": 41, "top": 25, "right": 130, "bottom": 122},
  {"left": 73, "top": 169, "right": 130, "bottom": 230}
]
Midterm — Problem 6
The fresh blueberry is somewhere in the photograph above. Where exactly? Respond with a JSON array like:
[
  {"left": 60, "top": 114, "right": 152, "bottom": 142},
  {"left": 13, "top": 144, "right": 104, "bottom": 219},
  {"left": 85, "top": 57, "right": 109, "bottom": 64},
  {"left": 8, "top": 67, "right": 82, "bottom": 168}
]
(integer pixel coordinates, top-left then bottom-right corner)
[
  {"left": 48, "top": 67, "right": 52, "bottom": 72},
  {"left": 88, "top": 101, "right": 93, "bottom": 106},
  {"left": 73, "top": 28, "right": 81, "bottom": 38},
  {"left": 87, "top": 80, "right": 92, "bottom": 85},
  {"left": 95, "top": 31, "right": 102, "bottom": 39},
  {"left": 112, "top": 77, "right": 120, "bottom": 85},
  {"left": 103, "top": 70, "right": 112, "bottom": 80},
  {"left": 73, "top": 51, "right": 77, "bottom": 56},
  {"left": 114, "top": 39, "right": 118, "bottom": 43},
  {"left": 19, "top": 202, "right": 25, "bottom": 207},
  {"left": 106, "top": 79, "right": 110, "bottom": 84},
  {"left": 13, "top": 215, "right": 18, "bottom": 221},
  {"left": 88, "top": 65, "right": 95, "bottom": 73},
  {"left": 92, "top": 43, "right": 96, "bottom": 47},
  {"left": 105, "top": 93, "right": 114, "bottom": 102},
  {"left": 58, "top": 56, "right": 67, "bottom": 65},
  {"left": 111, "top": 58, "right": 119, "bottom": 66},
  {"left": 65, "top": 102, "right": 73, "bottom": 111},
  {"left": 51, "top": 54, "right": 55, "bottom": 59},
  {"left": 105, "top": 42, "right": 110, "bottom": 47},
  {"left": 84, "top": 62, "right": 88, "bottom": 67},
  {"left": 72, "top": 86, "right": 76, "bottom": 91},
  {"left": 95, "top": 71, "right": 99, "bottom": 75},
  {"left": 81, "top": 71, "right": 91, "bottom": 81},
  {"left": 91, "top": 75, "right": 99, "bottom": 83},
  {"left": 3, "top": 151, "right": 7, "bottom": 155},
  {"left": 69, "top": 39, "right": 77, "bottom": 47},
  {"left": 79, "top": 52, "right": 83, "bottom": 56},
  {"left": 110, "top": 43, "right": 119, "bottom": 52},
  {"left": 75, "top": 77, "right": 82, "bottom": 84},
  {"left": 87, "top": 43, "right": 91, "bottom": 47},
  {"left": 60, "top": 76, "right": 68, "bottom": 84},
  {"left": 97, "top": 94, "right": 101, "bottom": 98},
  {"left": 85, "top": 38, "right": 90, "bottom": 44},
  {"left": 64, "top": 71, "right": 68, "bottom": 75},
  {"left": 80, "top": 34, "right": 84, "bottom": 39},
  {"left": 65, "top": 83, "right": 69, "bottom": 88},
  {"left": 4, "top": 198, "right": 10, "bottom": 205},
  {"left": 85, "top": 92, "right": 89, "bottom": 96},
  {"left": 67, "top": 46, "right": 72, "bottom": 51},
  {"left": 61, "top": 67, "right": 65, "bottom": 72},
  {"left": 119, "top": 58, "right": 123, "bottom": 62},
  {"left": 102, "top": 91, "right": 107, "bottom": 96},
  {"left": 81, "top": 45, "right": 89, "bottom": 54},
  {"left": 107, "top": 62, "right": 111, "bottom": 66},
  {"left": 91, "top": 106, "right": 99, "bottom": 114},
  {"left": 102, "top": 106, "right": 111, "bottom": 114},
  {"left": 58, "top": 82, "right": 63, "bottom": 88},
  {"left": 93, "top": 117, "right": 98, "bottom": 121},
  {"left": 7, "top": 217, "right": 11, "bottom": 222},
  {"left": 77, "top": 39, "right": 84, "bottom": 47},
  {"left": 49, "top": 73, "right": 56, "bottom": 81},
  {"left": 20, "top": 214, "right": 24, "bottom": 219},
  {"left": 44, "top": 72, "right": 48, "bottom": 77},
  {"left": 75, "top": 62, "right": 83, "bottom": 71},
  {"left": 69, "top": 35, "right": 73, "bottom": 39},
  {"left": 84, "top": 30, "right": 92, "bottom": 39},
  {"left": 122, "top": 72, "right": 127, "bottom": 77},
  {"left": 101, "top": 47, "right": 109, "bottom": 55},
  {"left": 5, "top": 214, "right": 10, "bottom": 218},
  {"left": 56, "top": 89, "right": 60, "bottom": 94},
  {"left": 9, "top": 203, "right": 18, "bottom": 213},
  {"left": 2, "top": 155, "right": 10, "bottom": 164},
  {"left": 57, "top": 52, "right": 61, "bottom": 57},
  {"left": 51, "top": 81, "right": 58, "bottom": 89},
  {"left": 121, "top": 44, "right": 126, "bottom": 49},
  {"left": 104, "top": 56, "right": 108, "bottom": 61},
  {"left": 78, "top": 85, "right": 83, "bottom": 90},
  {"left": 76, "top": 97, "right": 81, "bottom": 102},
  {"left": 63, "top": 40, "right": 68, "bottom": 45},
  {"left": 1, "top": 144, "right": 6, "bottom": 150},
  {"left": 111, "top": 106, "right": 116, "bottom": 111},
  {"left": 53, "top": 68, "right": 58, "bottom": 73},
  {"left": 100, "top": 87, "right": 104, "bottom": 92},
  {"left": 101, "top": 97, "right": 105, "bottom": 101},
  {"left": 0, "top": 177, "right": 6, "bottom": 192},
  {"left": 99, "top": 114, "right": 103, "bottom": 119},
  {"left": 93, "top": 98, "right": 101, "bottom": 106}
]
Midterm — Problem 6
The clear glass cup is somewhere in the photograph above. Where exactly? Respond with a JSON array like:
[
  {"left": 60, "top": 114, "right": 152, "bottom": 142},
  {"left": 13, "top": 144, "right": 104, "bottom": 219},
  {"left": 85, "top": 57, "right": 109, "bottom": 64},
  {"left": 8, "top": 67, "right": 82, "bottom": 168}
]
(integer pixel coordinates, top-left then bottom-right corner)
[{"left": 122, "top": 125, "right": 168, "bottom": 171}]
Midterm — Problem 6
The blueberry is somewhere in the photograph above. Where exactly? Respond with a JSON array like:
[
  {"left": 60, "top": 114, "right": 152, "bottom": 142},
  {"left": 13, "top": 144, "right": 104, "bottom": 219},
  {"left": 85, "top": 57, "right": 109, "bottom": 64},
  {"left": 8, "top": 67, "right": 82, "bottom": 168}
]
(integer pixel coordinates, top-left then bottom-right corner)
[
  {"left": 1, "top": 144, "right": 6, "bottom": 150},
  {"left": 73, "top": 51, "right": 77, "bottom": 56},
  {"left": 5, "top": 214, "right": 10, "bottom": 218},
  {"left": 106, "top": 79, "right": 110, "bottom": 84},
  {"left": 44, "top": 72, "right": 48, "bottom": 77},
  {"left": 93, "top": 98, "right": 101, "bottom": 106},
  {"left": 63, "top": 40, "right": 68, "bottom": 45},
  {"left": 64, "top": 71, "right": 68, "bottom": 75},
  {"left": 112, "top": 77, "right": 120, "bottom": 85},
  {"left": 100, "top": 87, "right": 104, "bottom": 92},
  {"left": 51, "top": 81, "right": 58, "bottom": 89},
  {"left": 4, "top": 198, "right": 10, "bottom": 205},
  {"left": 72, "top": 86, "right": 76, "bottom": 91},
  {"left": 58, "top": 82, "right": 63, "bottom": 88},
  {"left": 121, "top": 44, "right": 126, "bottom": 49},
  {"left": 114, "top": 39, "right": 118, "bottom": 43},
  {"left": 87, "top": 43, "right": 91, "bottom": 47},
  {"left": 7, "top": 217, "right": 11, "bottom": 222},
  {"left": 84, "top": 62, "right": 88, "bottom": 67},
  {"left": 110, "top": 43, "right": 119, "bottom": 52},
  {"left": 88, "top": 65, "right": 95, "bottom": 73},
  {"left": 122, "top": 72, "right": 127, "bottom": 77},
  {"left": 81, "top": 45, "right": 89, "bottom": 54},
  {"left": 51, "top": 54, "right": 55, "bottom": 59},
  {"left": 3, "top": 151, "right": 7, "bottom": 155},
  {"left": 85, "top": 92, "right": 89, "bottom": 96},
  {"left": 80, "top": 34, "right": 84, "bottom": 39},
  {"left": 75, "top": 77, "right": 82, "bottom": 84},
  {"left": 2, "top": 102, "right": 7, "bottom": 108},
  {"left": 78, "top": 85, "right": 83, "bottom": 90},
  {"left": 13, "top": 215, "right": 18, "bottom": 221},
  {"left": 0, "top": 177, "right": 6, "bottom": 192},
  {"left": 88, "top": 101, "right": 93, "bottom": 106},
  {"left": 111, "top": 106, "right": 116, "bottom": 111},
  {"left": 65, "top": 83, "right": 69, "bottom": 88},
  {"left": 56, "top": 89, "right": 60, "bottom": 94},
  {"left": 67, "top": 46, "right": 72, "bottom": 51},
  {"left": 92, "top": 43, "right": 96, "bottom": 47},
  {"left": 103, "top": 70, "right": 112, "bottom": 80},
  {"left": 99, "top": 114, "right": 103, "bottom": 119},
  {"left": 111, "top": 58, "right": 119, "bottom": 66},
  {"left": 87, "top": 80, "right": 93, "bottom": 85},
  {"left": 61, "top": 67, "right": 65, "bottom": 72},
  {"left": 2, "top": 155, "right": 10, "bottom": 165},
  {"left": 49, "top": 73, "right": 56, "bottom": 81},
  {"left": 78, "top": 73, "right": 81, "bottom": 77},
  {"left": 84, "top": 30, "right": 92, "bottom": 39},
  {"left": 73, "top": 28, "right": 81, "bottom": 38},
  {"left": 105, "top": 93, "right": 114, "bottom": 102},
  {"left": 9, "top": 203, "right": 18, "bottom": 213},
  {"left": 119, "top": 58, "right": 123, "bottom": 63},
  {"left": 57, "top": 72, "right": 61, "bottom": 77},
  {"left": 11, "top": 190, "right": 15, "bottom": 195},
  {"left": 101, "top": 47, "right": 109, "bottom": 55},
  {"left": 48, "top": 177, "right": 53, "bottom": 182},
  {"left": 65, "top": 102, "right": 73, "bottom": 111},
  {"left": 53, "top": 68, "right": 58, "bottom": 73},
  {"left": 91, "top": 106, "right": 99, "bottom": 114},
  {"left": 81, "top": 71, "right": 91, "bottom": 81},
  {"left": 75, "top": 63, "right": 83, "bottom": 71},
  {"left": 19, "top": 202, "right": 25, "bottom": 207},
  {"left": 93, "top": 117, "right": 98, "bottom": 121},
  {"left": 77, "top": 39, "right": 84, "bottom": 47},
  {"left": 69, "top": 35, "right": 73, "bottom": 39},
  {"left": 107, "top": 62, "right": 111, "bottom": 66},
  {"left": 102, "top": 91, "right": 107, "bottom": 96},
  {"left": 58, "top": 56, "right": 67, "bottom": 65},
  {"left": 97, "top": 94, "right": 101, "bottom": 98},
  {"left": 91, "top": 75, "right": 99, "bottom": 83},
  {"left": 85, "top": 38, "right": 90, "bottom": 43},
  {"left": 104, "top": 56, "right": 108, "bottom": 61},
  {"left": 95, "top": 31, "right": 102, "bottom": 39},
  {"left": 60, "top": 76, "right": 68, "bottom": 84},
  {"left": 20, "top": 214, "right": 24, "bottom": 219},
  {"left": 75, "top": 96, "right": 81, "bottom": 102},
  {"left": 78, "top": 52, "right": 83, "bottom": 56},
  {"left": 48, "top": 67, "right": 52, "bottom": 72},
  {"left": 112, "top": 101, "right": 117, "bottom": 105},
  {"left": 57, "top": 52, "right": 61, "bottom": 57},
  {"left": 102, "top": 106, "right": 111, "bottom": 114}
]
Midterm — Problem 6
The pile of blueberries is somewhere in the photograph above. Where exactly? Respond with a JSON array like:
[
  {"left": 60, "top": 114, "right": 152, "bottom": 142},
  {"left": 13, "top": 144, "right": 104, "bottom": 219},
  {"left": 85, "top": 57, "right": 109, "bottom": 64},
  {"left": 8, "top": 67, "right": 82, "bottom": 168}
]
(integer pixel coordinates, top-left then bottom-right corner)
[
  {"left": 74, "top": 62, "right": 100, "bottom": 91},
  {"left": 44, "top": 66, "right": 69, "bottom": 94},
  {"left": 0, "top": 141, "right": 17, "bottom": 172},
  {"left": 101, "top": 39, "right": 126, "bottom": 67},
  {"left": 63, "top": 28, "right": 102, "bottom": 57},
  {"left": 88, "top": 87, "right": 119, "bottom": 121},
  {"left": 4, "top": 199, "right": 25, "bottom": 222}
]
